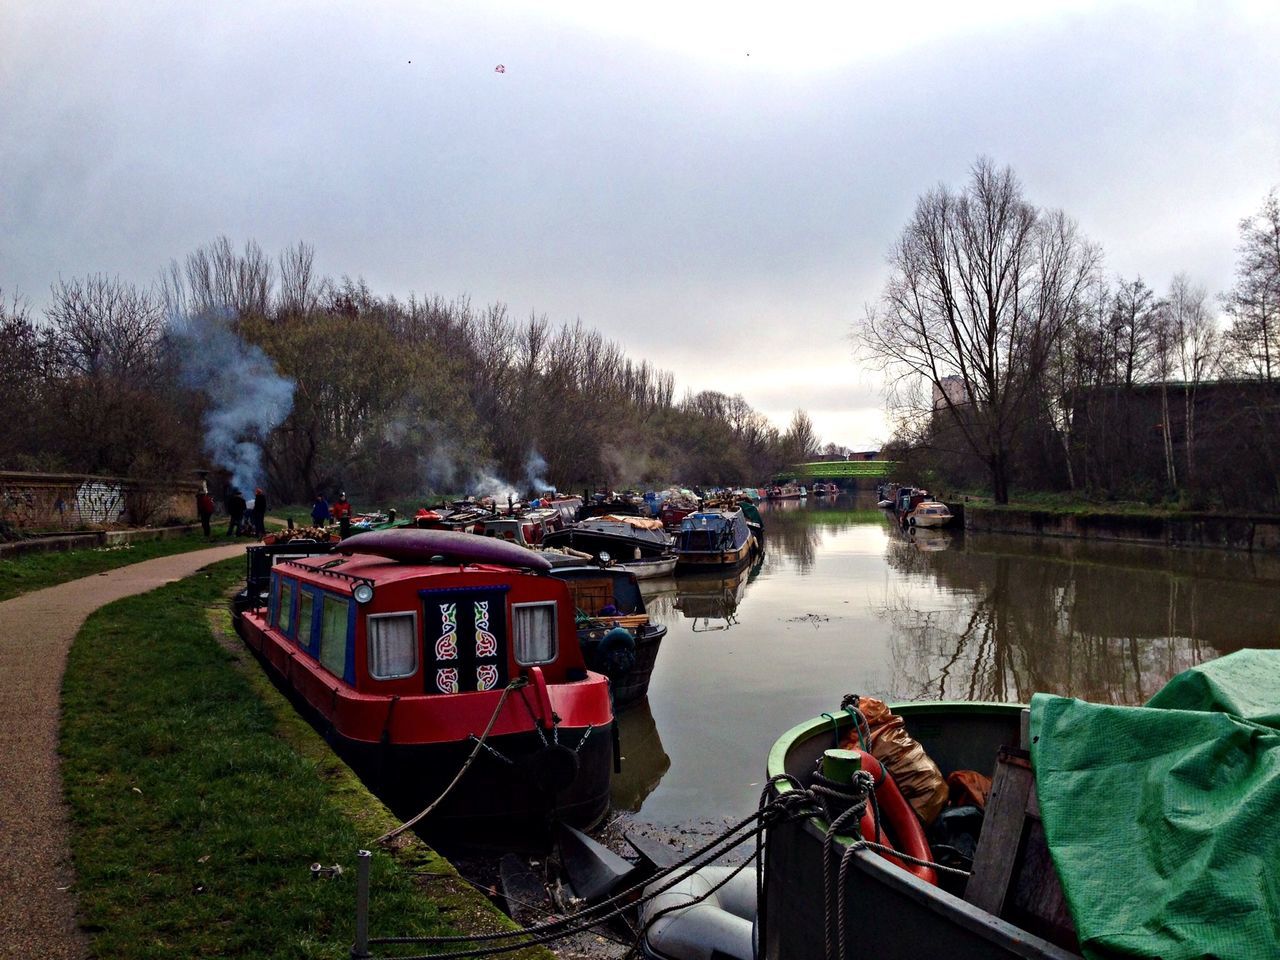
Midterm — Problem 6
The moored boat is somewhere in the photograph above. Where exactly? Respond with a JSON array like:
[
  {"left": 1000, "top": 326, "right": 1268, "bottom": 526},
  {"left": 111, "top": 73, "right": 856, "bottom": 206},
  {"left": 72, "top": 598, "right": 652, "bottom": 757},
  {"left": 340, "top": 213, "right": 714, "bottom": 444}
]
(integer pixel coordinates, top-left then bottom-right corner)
[
  {"left": 234, "top": 528, "right": 615, "bottom": 840},
  {"left": 550, "top": 564, "right": 668, "bottom": 710},
  {"left": 762, "top": 702, "right": 1079, "bottom": 959},
  {"left": 658, "top": 488, "right": 700, "bottom": 530},
  {"left": 908, "top": 500, "right": 954, "bottom": 528},
  {"left": 674, "top": 506, "right": 756, "bottom": 571},
  {"left": 542, "top": 515, "right": 676, "bottom": 579},
  {"left": 767, "top": 483, "right": 806, "bottom": 500}
]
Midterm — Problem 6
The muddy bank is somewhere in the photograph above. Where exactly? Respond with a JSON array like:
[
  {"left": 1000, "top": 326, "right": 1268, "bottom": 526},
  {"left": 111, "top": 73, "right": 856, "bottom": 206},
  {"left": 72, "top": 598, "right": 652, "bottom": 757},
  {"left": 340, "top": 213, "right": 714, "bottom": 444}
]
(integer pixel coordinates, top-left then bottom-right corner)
[{"left": 965, "top": 506, "right": 1280, "bottom": 553}]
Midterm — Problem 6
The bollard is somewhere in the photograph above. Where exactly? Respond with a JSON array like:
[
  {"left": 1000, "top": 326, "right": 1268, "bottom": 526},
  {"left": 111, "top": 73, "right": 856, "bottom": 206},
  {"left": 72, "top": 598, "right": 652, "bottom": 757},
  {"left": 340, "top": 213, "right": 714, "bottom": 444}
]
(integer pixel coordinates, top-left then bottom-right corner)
[
  {"left": 821, "top": 747, "right": 862, "bottom": 783},
  {"left": 352, "top": 849, "right": 371, "bottom": 959}
]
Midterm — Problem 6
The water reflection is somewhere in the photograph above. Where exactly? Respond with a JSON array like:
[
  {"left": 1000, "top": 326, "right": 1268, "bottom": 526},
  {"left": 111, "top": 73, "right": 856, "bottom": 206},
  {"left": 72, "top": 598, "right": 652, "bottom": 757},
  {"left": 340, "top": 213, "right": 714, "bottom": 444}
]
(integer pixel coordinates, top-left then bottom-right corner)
[
  {"left": 642, "top": 560, "right": 761, "bottom": 630},
  {"left": 627, "top": 498, "right": 1280, "bottom": 824},
  {"left": 611, "top": 699, "right": 670, "bottom": 812},
  {"left": 755, "top": 497, "right": 889, "bottom": 571},
  {"left": 880, "top": 529, "right": 1280, "bottom": 704}
]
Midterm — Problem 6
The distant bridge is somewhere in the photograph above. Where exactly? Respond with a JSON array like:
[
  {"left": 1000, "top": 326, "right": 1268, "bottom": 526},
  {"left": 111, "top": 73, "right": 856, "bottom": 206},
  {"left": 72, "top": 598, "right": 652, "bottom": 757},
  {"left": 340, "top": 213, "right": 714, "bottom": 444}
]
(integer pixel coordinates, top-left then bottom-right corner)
[{"left": 781, "top": 460, "right": 897, "bottom": 480}]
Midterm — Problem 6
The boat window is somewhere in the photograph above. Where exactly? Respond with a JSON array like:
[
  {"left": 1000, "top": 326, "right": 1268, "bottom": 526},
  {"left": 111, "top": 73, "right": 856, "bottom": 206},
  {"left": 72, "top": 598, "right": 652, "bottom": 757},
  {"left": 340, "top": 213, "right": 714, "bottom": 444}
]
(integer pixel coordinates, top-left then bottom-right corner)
[
  {"left": 279, "top": 579, "right": 295, "bottom": 635},
  {"left": 368, "top": 612, "right": 418, "bottom": 680},
  {"left": 318, "top": 594, "right": 350, "bottom": 677},
  {"left": 296, "top": 589, "right": 315, "bottom": 649},
  {"left": 269, "top": 574, "right": 281, "bottom": 625},
  {"left": 512, "top": 601, "right": 557, "bottom": 665}
]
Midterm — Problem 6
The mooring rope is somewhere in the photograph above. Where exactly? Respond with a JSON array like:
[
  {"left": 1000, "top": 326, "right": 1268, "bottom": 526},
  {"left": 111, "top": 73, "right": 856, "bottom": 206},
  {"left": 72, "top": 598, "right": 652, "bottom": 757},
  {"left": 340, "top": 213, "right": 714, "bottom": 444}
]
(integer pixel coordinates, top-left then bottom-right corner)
[
  {"left": 371, "top": 677, "right": 528, "bottom": 845},
  {"left": 367, "top": 778, "right": 818, "bottom": 958},
  {"left": 363, "top": 758, "right": 969, "bottom": 960}
]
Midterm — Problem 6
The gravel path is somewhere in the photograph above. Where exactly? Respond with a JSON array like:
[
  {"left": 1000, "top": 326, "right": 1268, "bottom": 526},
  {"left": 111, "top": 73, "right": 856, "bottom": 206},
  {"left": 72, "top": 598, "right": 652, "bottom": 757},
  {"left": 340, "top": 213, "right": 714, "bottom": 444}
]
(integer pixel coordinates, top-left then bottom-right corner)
[{"left": 0, "top": 543, "right": 245, "bottom": 960}]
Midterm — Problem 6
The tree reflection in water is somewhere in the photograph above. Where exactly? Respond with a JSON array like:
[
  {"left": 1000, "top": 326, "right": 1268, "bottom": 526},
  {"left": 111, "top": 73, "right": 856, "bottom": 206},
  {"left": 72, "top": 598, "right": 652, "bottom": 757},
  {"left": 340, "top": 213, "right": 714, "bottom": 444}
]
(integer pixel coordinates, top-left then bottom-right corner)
[
  {"left": 879, "top": 531, "right": 1280, "bottom": 705},
  {"left": 755, "top": 500, "right": 889, "bottom": 572}
]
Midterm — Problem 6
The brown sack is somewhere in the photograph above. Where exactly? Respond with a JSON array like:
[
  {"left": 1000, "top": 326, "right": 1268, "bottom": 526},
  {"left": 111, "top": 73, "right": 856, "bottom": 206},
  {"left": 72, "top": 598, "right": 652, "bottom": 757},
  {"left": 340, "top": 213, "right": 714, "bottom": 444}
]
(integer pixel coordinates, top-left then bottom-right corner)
[{"left": 841, "top": 696, "right": 949, "bottom": 825}]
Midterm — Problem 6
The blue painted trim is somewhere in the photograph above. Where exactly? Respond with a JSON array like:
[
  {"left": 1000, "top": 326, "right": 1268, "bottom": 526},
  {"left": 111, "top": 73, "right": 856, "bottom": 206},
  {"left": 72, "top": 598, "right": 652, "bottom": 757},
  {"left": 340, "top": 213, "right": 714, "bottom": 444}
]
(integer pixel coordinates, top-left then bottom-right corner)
[
  {"left": 344, "top": 597, "right": 357, "bottom": 685},
  {"left": 268, "top": 571, "right": 280, "bottom": 625},
  {"left": 299, "top": 584, "right": 324, "bottom": 655},
  {"left": 419, "top": 584, "right": 512, "bottom": 597}
]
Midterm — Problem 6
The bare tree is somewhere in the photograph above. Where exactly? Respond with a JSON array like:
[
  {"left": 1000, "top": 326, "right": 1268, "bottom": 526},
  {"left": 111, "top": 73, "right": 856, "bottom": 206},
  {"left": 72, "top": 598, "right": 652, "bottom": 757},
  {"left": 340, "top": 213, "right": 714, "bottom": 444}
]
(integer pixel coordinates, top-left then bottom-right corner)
[
  {"left": 0, "top": 290, "right": 48, "bottom": 467},
  {"left": 44, "top": 274, "right": 166, "bottom": 380},
  {"left": 783, "top": 409, "right": 820, "bottom": 462},
  {"left": 1110, "top": 277, "right": 1160, "bottom": 386},
  {"left": 278, "top": 241, "right": 324, "bottom": 317},
  {"left": 861, "top": 158, "right": 1099, "bottom": 502},
  {"left": 1166, "top": 274, "right": 1220, "bottom": 486},
  {"left": 1223, "top": 191, "right": 1280, "bottom": 381},
  {"left": 180, "top": 236, "right": 274, "bottom": 318}
]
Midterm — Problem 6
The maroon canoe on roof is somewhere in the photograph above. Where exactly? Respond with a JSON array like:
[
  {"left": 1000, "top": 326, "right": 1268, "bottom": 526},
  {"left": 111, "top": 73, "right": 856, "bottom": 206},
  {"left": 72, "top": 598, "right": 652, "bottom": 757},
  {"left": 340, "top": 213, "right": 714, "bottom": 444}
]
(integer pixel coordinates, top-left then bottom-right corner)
[{"left": 338, "top": 527, "right": 553, "bottom": 571}]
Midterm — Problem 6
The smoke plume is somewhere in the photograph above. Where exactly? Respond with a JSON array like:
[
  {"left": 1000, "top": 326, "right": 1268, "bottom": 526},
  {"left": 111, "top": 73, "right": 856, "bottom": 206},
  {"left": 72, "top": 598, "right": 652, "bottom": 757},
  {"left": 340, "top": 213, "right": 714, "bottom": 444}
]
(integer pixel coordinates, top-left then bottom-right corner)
[
  {"left": 173, "top": 312, "right": 294, "bottom": 493},
  {"left": 418, "top": 437, "right": 553, "bottom": 500}
]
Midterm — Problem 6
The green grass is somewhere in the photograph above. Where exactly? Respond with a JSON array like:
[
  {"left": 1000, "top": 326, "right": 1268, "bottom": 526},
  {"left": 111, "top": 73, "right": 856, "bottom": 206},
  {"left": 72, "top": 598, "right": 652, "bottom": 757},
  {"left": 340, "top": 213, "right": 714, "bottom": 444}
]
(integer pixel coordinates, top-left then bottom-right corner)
[
  {"left": 0, "top": 531, "right": 225, "bottom": 603},
  {"left": 61, "top": 558, "right": 547, "bottom": 960},
  {"left": 961, "top": 491, "right": 1201, "bottom": 517}
]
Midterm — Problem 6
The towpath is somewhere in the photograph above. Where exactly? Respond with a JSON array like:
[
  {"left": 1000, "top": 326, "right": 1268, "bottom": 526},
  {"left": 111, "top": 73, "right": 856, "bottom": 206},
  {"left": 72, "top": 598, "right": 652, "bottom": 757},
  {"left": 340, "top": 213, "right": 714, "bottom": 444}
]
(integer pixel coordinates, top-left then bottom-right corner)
[{"left": 0, "top": 543, "right": 245, "bottom": 960}]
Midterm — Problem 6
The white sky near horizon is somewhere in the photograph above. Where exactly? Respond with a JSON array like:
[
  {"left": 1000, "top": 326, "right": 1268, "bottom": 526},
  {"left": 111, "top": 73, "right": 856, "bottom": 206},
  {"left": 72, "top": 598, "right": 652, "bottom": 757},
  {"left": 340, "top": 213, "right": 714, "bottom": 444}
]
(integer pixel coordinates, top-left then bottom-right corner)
[{"left": 3, "top": 1, "right": 1280, "bottom": 450}]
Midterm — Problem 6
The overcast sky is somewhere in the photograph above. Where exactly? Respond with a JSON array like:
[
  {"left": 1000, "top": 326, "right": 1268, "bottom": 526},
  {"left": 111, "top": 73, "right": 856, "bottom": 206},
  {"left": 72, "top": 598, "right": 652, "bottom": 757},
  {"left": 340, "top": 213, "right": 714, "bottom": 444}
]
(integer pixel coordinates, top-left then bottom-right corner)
[{"left": 4, "top": 1, "right": 1279, "bottom": 449}]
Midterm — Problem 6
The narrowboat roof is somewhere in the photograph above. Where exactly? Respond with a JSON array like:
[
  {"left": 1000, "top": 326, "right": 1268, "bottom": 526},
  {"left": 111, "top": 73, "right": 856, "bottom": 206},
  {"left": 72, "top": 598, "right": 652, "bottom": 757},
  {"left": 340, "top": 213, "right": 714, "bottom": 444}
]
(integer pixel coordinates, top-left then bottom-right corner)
[
  {"left": 680, "top": 507, "right": 744, "bottom": 528},
  {"left": 274, "top": 553, "right": 550, "bottom": 591}
]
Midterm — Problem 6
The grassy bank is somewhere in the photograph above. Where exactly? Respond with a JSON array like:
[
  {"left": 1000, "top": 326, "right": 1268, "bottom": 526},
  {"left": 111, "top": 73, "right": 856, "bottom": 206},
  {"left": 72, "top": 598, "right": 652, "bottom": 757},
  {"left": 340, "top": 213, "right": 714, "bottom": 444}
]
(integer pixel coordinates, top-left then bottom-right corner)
[
  {"left": 957, "top": 491, "right": 1205, "bottom": 517},
  {"left": 61, "top": 558, "right": 545, "bottom": 959},
  {"left": 0, "top": 531, "right": 230, "bottom": 603}
]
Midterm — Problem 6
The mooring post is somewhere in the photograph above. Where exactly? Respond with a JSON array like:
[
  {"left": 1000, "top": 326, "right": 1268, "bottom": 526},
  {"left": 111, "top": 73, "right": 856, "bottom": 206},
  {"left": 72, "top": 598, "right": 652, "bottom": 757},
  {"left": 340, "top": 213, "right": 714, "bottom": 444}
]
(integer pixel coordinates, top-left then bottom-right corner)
[{"left": 352, "top": 849, "right": 371, "bottom": 959}]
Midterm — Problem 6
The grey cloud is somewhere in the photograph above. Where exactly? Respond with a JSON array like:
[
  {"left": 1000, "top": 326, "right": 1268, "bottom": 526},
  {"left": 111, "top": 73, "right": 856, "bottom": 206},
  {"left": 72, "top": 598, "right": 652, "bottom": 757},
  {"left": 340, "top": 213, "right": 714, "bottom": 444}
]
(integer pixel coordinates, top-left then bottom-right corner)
[{"left": 3, "top": 2, "right": 1279, "bottom": 448}]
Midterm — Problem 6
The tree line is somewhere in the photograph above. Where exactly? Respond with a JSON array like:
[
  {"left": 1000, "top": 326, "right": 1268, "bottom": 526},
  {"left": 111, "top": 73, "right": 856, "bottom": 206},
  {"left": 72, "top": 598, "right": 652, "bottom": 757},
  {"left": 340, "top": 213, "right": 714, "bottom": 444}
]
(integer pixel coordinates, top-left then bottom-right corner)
[
  {"left": 862, "top": 158, "right": 1280, "bottom": 509},
  {"left": 2, "top": 239, "right": 822, "bottom": 501}
]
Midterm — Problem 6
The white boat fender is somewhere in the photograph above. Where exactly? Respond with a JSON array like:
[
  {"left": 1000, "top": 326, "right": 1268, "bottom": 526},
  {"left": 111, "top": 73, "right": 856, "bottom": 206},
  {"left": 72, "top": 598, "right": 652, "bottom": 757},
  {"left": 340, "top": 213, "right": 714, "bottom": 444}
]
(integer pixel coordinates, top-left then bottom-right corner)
[{"left": 640, "top": 865, "right": 757, "bottom": 960}]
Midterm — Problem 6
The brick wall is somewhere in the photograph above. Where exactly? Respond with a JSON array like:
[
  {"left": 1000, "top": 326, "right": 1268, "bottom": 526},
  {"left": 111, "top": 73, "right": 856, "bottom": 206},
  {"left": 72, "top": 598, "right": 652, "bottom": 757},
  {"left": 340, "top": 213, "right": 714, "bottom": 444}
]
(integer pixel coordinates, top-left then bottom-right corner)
[{"left": 0, "top": 471, "right": 200, "bottom": 532}]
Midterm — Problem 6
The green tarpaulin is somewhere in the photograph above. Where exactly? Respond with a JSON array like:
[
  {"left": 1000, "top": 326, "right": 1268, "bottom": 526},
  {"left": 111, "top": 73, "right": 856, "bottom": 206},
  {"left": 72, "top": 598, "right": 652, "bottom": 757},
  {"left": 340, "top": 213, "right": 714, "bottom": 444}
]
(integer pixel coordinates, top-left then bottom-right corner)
[{"left": 1030, "top": 650, "right": 1280, "bottom": 960}]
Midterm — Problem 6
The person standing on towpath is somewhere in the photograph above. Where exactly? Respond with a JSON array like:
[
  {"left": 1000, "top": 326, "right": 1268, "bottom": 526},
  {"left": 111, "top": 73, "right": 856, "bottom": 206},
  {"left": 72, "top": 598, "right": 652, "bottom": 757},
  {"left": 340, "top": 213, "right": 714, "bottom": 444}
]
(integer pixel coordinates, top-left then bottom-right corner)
[
  {"left": 311, "top": 494, "right": 330, "bottom": 528},
  {"left": 225, "top": 487, "right": 247, "bottom": 538},
  {"left": 251, "top": 488, "right": 267, "bottom": 538},
  {"left": 197, "top": 482, "right": 215, "bottom": 538},
  {"left": 332, "top": 492, "right": 352, "bottom": 539}
]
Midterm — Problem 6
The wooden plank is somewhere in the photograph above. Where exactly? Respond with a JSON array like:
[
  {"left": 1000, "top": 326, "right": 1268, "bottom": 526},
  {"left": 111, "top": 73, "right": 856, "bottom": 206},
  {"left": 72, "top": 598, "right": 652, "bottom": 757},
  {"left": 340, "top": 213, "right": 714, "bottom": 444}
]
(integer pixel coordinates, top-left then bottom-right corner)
[{"left": 964, "top": 747, "right": 1033, "bottom": 915}]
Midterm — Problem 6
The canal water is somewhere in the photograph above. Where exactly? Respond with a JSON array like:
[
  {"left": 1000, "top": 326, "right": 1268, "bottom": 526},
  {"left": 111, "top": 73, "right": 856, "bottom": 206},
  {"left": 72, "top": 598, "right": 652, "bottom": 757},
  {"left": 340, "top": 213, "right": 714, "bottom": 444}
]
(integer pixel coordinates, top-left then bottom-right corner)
[{"left": 613, "top": 494, "right": 1280, "bottom": 828}]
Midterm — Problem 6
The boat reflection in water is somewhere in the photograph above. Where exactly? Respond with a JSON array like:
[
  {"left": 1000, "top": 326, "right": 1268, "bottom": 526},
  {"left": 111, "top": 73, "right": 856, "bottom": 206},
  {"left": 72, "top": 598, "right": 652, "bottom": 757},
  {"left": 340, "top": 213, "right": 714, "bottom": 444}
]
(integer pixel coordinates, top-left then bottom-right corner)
[
  {"left": 672, "top": 562, "right": 757, "bottom": 631},
  {"left": 907, "top": 527, "right": 953, "bottom": 552},
  {"left": 610, "top": 699, "right": 671, "bottom": 813}
]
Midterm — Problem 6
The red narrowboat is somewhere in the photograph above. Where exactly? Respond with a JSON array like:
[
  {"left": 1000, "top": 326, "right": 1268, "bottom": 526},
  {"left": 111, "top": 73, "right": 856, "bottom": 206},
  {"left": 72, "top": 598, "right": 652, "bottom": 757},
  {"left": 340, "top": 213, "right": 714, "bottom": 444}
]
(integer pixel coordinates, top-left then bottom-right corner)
[{"left": 235, "top": 529, "right": 616, "bottom": 841}]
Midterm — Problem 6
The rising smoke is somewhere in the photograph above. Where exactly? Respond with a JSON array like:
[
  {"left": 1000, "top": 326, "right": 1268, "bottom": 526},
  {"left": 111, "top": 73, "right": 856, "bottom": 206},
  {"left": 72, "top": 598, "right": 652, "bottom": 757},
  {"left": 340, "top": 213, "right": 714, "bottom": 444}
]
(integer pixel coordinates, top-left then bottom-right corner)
[
  {"left": 418, "top": 433, "right": 553, "bottom": 501},
  {"left": 173, "top": 312, "right": 295, "bottom": 493}
]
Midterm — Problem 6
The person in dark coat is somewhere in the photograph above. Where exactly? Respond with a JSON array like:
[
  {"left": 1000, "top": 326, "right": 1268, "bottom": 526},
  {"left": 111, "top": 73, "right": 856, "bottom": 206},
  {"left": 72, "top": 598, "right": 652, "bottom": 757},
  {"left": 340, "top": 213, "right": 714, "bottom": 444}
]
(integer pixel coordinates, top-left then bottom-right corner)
[
  {"left": 311, "top": 494, "right": 330, "bottom": 528},
  {"left": 251, "top": 487, "right": 267, "bottom": 538},
  {"left": 226, "top": 487, "right": 247, "bottom": 537}
]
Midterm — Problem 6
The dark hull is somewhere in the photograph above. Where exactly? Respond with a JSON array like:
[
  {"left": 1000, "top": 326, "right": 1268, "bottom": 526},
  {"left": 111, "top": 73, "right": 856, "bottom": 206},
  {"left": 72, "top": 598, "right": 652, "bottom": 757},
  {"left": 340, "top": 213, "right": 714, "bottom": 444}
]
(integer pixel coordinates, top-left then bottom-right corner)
[
  {"left": 240, "top": 616, "right": 614, "bottom": 849},
  {"left": 581, "top": 624, "right": 666, "bottom": 710},
  {"left": 240, "top": 622, "right": 612, "bottom": 845},
  {"left": 764, "top": 703, "right": 1080, "bottom": 960},
  {"left": 543, "top": 527, "right": 672, "bottom": 560},
  {"left": 334, "top": 723, "right": 613, "bottom": 844},
  {"left": 674, "top": 540, "right": 755, "bottom": 571}
]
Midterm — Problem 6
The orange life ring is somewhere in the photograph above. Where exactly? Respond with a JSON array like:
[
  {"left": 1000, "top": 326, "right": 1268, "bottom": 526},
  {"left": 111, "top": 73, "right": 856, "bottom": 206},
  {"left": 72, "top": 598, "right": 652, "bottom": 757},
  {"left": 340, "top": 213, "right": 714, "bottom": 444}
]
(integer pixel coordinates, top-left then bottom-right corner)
[{"left": 848, "top": 747, "right": 937, "bottom": 885}]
